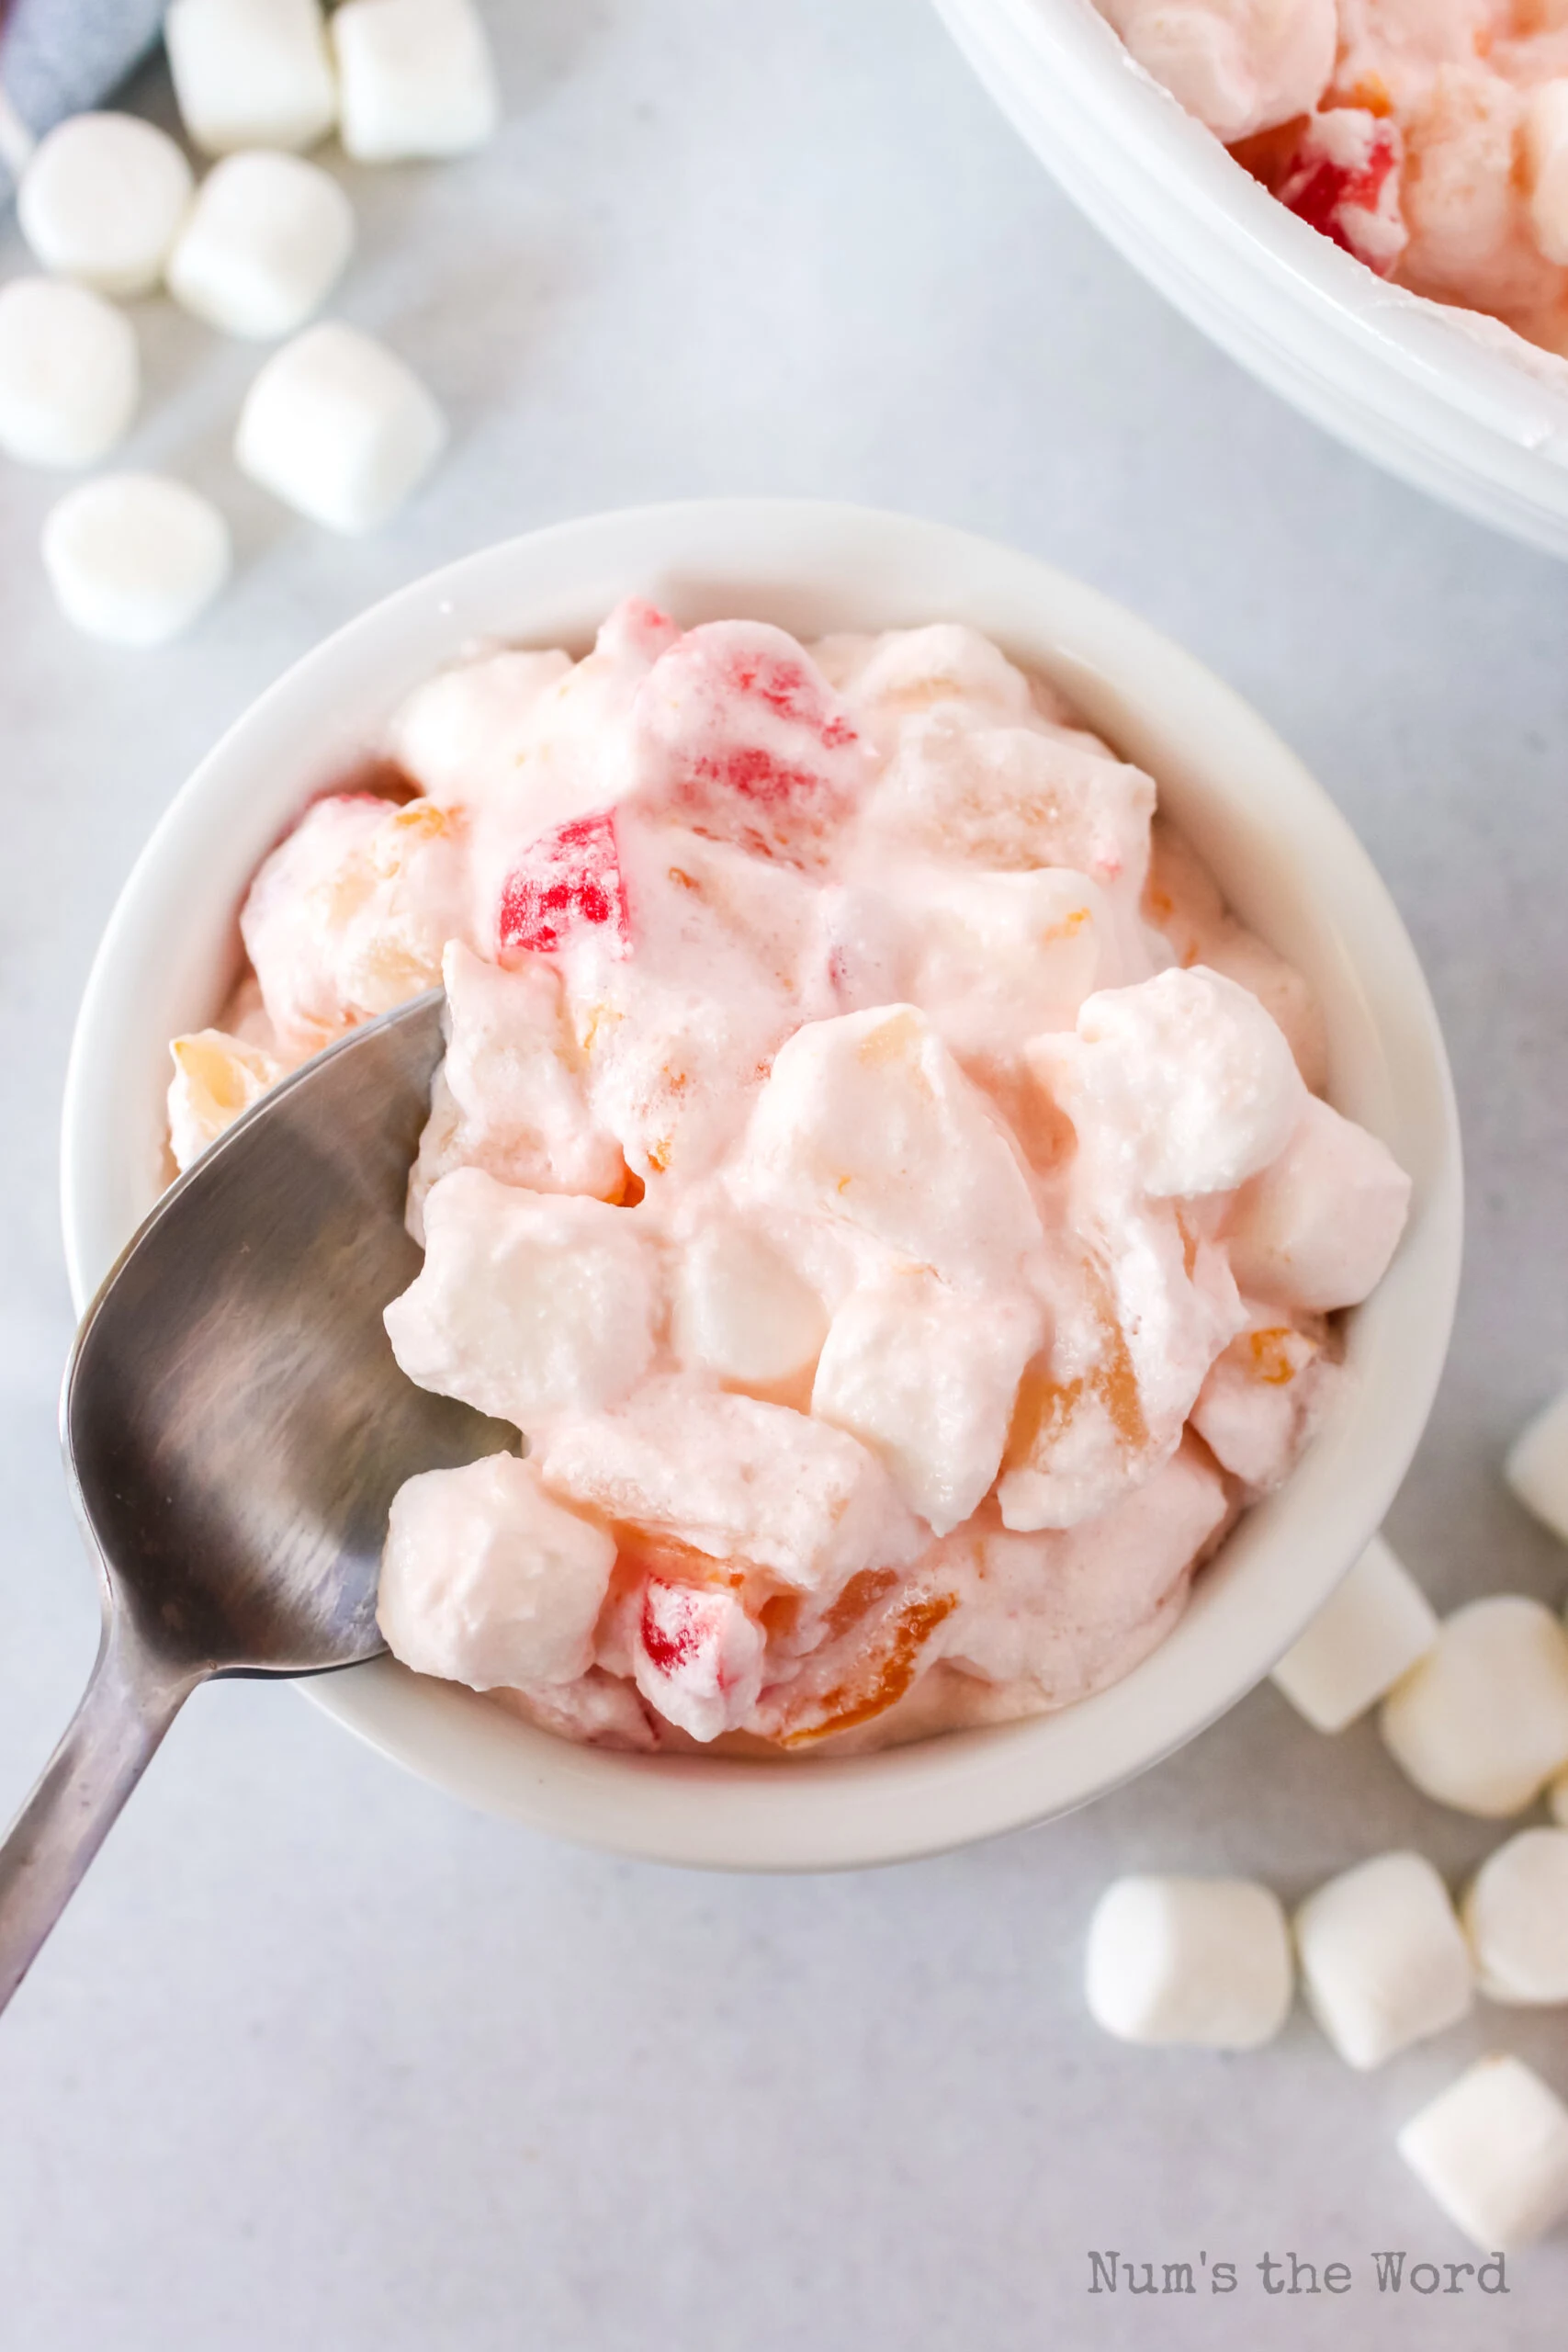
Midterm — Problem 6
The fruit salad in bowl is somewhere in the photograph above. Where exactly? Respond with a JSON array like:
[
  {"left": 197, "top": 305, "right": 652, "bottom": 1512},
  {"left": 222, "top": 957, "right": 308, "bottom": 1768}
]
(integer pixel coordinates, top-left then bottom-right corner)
[{"left": 61, "top": 503, "right": 1459, "bottom": 1865}]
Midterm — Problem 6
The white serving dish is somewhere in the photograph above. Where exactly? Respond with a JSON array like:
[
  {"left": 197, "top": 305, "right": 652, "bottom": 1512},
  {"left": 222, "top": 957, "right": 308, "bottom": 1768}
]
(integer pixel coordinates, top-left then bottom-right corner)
[
  {"left": 60, "top": 499, "right": 1462, "bottom": 1870},
  {"left": 936, "top": 0, "right": 1568, "bottom": 561}
]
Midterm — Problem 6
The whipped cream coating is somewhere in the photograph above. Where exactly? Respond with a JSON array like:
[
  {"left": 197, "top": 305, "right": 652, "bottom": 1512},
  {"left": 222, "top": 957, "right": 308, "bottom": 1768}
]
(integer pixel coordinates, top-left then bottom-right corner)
[
  {"left": 168, "top": 604, "right": 1411, "bottom": 1756},
  {"left": 1097, "top": 0, "right": 1568, "bottom": 360}
]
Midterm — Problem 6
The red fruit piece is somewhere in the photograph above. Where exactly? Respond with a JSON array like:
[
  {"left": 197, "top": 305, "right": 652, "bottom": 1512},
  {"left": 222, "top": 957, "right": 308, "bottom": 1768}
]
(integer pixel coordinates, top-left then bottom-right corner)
[
  {"left": 1279, "top": 110, "right": 1406, "bottom": 277},
  {"left": 633, "top": 619, "right": 864, "bottom": 863},
  {"left": 498, "top": 808, "right": 630, "bottom": 961},
  {"left": 635, "top": 1575, "right": 766, "bottom": 1740}
]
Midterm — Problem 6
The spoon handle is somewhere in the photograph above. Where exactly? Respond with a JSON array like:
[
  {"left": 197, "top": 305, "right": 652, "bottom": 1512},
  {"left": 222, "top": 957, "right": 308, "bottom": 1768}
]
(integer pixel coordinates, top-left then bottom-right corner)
[{"left": 0, "top": 1607, "right": 201, "bottom": 2014}]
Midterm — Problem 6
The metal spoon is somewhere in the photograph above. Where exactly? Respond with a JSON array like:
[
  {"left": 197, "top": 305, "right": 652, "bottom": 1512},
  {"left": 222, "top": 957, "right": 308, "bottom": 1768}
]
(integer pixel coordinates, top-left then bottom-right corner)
[{"left": 0, "top": 989, "right": 511, "bottom": 2013}]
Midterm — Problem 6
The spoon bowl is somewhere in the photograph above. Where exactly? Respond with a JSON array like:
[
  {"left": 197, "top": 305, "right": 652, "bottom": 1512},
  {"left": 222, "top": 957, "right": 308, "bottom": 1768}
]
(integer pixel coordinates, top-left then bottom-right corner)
[{"left": 0, "top": 989, "right": 509, "bottom": 2010}]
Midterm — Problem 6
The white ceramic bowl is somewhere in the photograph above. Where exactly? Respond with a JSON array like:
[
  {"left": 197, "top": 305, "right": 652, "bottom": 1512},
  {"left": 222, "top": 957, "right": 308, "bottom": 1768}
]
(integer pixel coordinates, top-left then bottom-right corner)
[
  {"left": 60, "top": 500, "right": 1461, "bottom": 1870},
  {"left": 936, "top": 0, "right": 1568, "bottom": 561}
]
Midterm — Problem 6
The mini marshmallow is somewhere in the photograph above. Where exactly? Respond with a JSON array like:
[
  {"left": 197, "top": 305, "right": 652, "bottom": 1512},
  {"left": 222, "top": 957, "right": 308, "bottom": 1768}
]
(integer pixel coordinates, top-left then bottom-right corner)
[
  {"left": 1269, "top": 1534, "right": 1438, "bottom": 1734},
  {"left": 333, "top": 0, "right": 500, "bottom": 162},
  {"left": 538, "top": 1379, "right": 923, "bottom": 1595},
  {"left": 1525, "top": 82, "right": 1568, "bottom": 269},
  {"left": 1462, "top": 1829, "right": 1568, "bottom": 2006},
  {"left": 379, "top": 1452, "right": 615, "bottom": 1691},
  {"left": 1381, "top": 1596, "right": 1568, "bottom": 1818},
  {"left": 1095, "top": 0, "right": 1336, "bottom": 142},
  {"left": 671, "top": 1218, "right": 828, "bottom": 1392},
  {"left": 1294, "top": 1851, "right": 1472, "bottom": 2070},
  {"left": 165, "top": 0, "right": 338, "bottom": 155},
  {"left": 733, "top": 1004, "right": 1044, "bottom": 1292},
  {"left": 812, "top": 1268, "right": 1041, "bottom": 1534},
  {"left": 1084, "top": 1874, "right": 1293, "bottom": 2050},
  {"left": 1398, "top": 2057, "right": 1568, "bottom": 2252},
  {"left": 17, "top": 114, "right": 194, "bottom": 295},
  {"left": 0, "top": 277, "right": 139, "bottom": 468},
  {"left": 1039, "top": 965, "right": 1306, "bottom": 1199},
  {"left": 42, "top": 475, "right": 231, "bottom": 648},
  {"left": 1225, "top": 1092, "right": 1412, "bottom": 1313},
  {"left": 383, "top": 1169, "right": 658, "bottom": 1430},
  {"left": 235, "top": 321, "right": 446, "bottom": 532},
  {"left": 167, "top": 151, "right": 354, "bottom": 339},
  {"left": 1506, "top": 1388, "right": 1568, "bottom": 1548}
]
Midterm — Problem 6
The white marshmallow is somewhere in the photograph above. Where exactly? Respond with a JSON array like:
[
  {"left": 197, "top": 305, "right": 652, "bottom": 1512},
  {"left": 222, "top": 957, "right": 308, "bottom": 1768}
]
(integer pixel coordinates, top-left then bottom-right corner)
[
  {"left": 671, "top": 1218, "right": 828, "bottom": 1392},
  {"left": 408, "top": 942, "right": 624, "bottom": 1234},
  {"left": 1269, "top": 1534, "right": 1438, "bottom": 1734},
  {"left": 1506, "top": 1388, "right": 1568, "bottom": 1548},
  {"left": 1084, "top": 1874, "right": 1293, "bottom": 2050},
  {"left": 1095, "top": 0, "right": 1337, "bottom": 143},
  {"left": 1225, "top": 1092, "right": 1412, "bottom": 1312},
  {"left": 1294, "top": 1852, "right": 1472, "bottom": 2070},
  {"left": 1381, "top": 1596, "right": 1568, "bottom": 1818},
  {"left": 1039, "top": 964, "right": 1306, "bottom": 1199},
  {"left": 731, "top": 1004, "right": 1043, "bottom": 1292},
  {"left": 866, "top": 711, "right": 1154, "bottom": 890},
  {"left": 378, "top": 1452, "right": 615, "bottom": 1690},
  {"left": 538, "top": 1380, "right": 923, "bottom": 1594},
  {"left": 42, "top": 474, "right": 231, "bottom": 648},
  {"left": 387, "top": 646, "right": 574, "bottom": 808},
  {"left": 166, "top": 151, "right": 354, "bottom": 340},
  {"left": 383, "top": 1169, "right": 658, "bottom": 1430},
  {"left": 17, "top": 114, "right": 194, "bottom": 295},
  {"left": 0, "top": 277, "right": 139, "bottom": 468},
  {"left": 165, "top": 0, "right": 338, "bottom": 155},
  {"left": 1525, "top": 82, "right": 1568, "bottom": 269},
  {"left": 333, "top": 0, "right": 500, "bottom": 162},
  {"left": 811, "top": 1268, "right": 1041, "bottom": 1534},
  {"left": 902, "top": 865, "right": 1111, "bottom": 1062},
  {"left": 1462, "top": 1829, "right": 1568, "bottom": 2006},
  {"left": 235, "top": 321, "right": 446, "bottom": 531},
  {"left": 1398, "top": 2057, "right": 1568, "bottom": 2252}
]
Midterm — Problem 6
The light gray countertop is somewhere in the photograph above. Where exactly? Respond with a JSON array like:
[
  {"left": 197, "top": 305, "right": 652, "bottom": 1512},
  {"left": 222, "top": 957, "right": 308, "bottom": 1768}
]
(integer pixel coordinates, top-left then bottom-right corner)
[{"left": 1, "top": 4, "right": 1566, "bottom": 2345}]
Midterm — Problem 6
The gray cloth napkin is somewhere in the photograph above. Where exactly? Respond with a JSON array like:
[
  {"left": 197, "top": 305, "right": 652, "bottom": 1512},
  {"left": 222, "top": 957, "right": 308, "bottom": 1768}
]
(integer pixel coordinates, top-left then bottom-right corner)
[{"left": 0, "top": 0, "right": 168, "bottom": 196}]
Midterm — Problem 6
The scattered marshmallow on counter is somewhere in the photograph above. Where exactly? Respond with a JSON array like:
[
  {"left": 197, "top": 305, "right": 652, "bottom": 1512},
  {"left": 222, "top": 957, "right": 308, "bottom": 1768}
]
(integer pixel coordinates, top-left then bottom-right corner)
[
  {"left": 167, "top": 152, "right": 355, "bottom": 340},
  {"left": 1398, "top": 2057, "right": 1568, "bottom": 2253},
  {"left": 1462, "top": 1829, "right": 1568, "bottom": 2007},
  {"left": 1084, "top": 1875, "right": 1293, "bottom": 2050},
  {"left": 1293, "top": 1851, "right": 1472, "bottom": 2070},
  {"left": 42, "top": 474, "right": 231, "bottom": 647},
  {"left": 333, "top": 0, "right": 501, "bottom": 162},
  {"left": 165, "top": 0, "right": 338, "bottom": 156},
  {"left": 1506, "top": 1390, "right": 1568, "bottom": 1548},
  {"left": 0, "top": 277, "right": 139, "bottom": 468},
  {"left": 234, "top": 320, "right": 446, "bottom": 531},
  {"left": 1269, "top": 1534, "right": 1438, "bottom": 1734},
  {"left": 1380, "top": 1596, "right": 1568, "bottom": 1819},
  {"left": 17, "top": 114, "right": 194, "bottom": 296}
]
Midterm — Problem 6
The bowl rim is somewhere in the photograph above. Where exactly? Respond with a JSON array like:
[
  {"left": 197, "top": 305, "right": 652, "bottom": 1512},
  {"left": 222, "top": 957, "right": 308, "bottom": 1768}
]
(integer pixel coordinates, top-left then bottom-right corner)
[
  {"left": 933, "top": 0, "right": 1568, "bottom": 559},
  {"left": 59, "top": 497, "right": 1463, "bottom": 1871}
]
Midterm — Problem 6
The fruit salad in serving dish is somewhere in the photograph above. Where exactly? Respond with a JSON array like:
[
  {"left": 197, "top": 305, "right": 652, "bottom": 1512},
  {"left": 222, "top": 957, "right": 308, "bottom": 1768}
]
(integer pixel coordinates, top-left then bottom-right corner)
[{"left": 168, "top": 601, "right": 1411, "bottom": 1755}]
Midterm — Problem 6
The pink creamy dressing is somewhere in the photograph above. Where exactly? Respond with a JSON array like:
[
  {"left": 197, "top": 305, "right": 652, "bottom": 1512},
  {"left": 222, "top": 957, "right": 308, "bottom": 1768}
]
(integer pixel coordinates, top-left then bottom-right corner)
[
  {"left": 167, "top": 605, "right": 1411, "bottom": 1755},
  {"left": 1095, "top": 0, "right": 1568, "bottom": 358}
]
